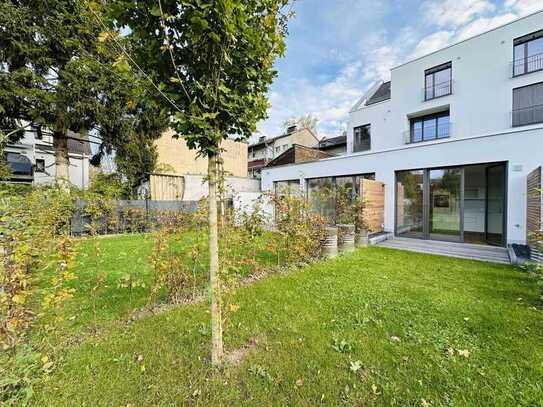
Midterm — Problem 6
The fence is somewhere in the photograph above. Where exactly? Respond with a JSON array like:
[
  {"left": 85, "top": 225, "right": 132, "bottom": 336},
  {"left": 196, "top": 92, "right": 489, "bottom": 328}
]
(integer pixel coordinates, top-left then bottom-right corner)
[{"left": 70, "top": 199, "right": 201, "bottom": 236}]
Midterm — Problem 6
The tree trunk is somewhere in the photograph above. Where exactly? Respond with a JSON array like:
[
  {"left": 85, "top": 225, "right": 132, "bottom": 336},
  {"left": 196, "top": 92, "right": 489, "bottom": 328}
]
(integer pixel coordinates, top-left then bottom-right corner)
[
  {"left": 53, "top": 130, "right": 70, "bottom": 185},
  {"left": 208, "top": 153, "right": 223, "bottom": 366}
]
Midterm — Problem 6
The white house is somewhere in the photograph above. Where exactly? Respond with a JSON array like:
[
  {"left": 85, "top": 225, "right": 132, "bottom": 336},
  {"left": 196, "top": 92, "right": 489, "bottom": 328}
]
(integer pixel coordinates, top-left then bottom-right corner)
[
  {"left": 4, "top": 125, "right": 91, "bottom": 188},
  {"left": 261, "top": 10, "right": 543, "bottom": 247}
]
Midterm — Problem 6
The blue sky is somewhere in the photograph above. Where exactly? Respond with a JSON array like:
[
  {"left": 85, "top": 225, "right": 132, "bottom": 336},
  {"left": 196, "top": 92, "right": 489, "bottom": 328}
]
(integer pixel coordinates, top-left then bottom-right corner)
[{"left": 256, "top": 0, "right": 540, "bottom": 140}]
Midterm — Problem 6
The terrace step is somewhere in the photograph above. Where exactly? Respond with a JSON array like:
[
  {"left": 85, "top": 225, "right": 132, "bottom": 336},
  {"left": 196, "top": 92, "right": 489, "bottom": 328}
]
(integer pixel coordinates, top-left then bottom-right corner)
[{"left": 377, "top": 237, "right": 511, "bottom": 264}]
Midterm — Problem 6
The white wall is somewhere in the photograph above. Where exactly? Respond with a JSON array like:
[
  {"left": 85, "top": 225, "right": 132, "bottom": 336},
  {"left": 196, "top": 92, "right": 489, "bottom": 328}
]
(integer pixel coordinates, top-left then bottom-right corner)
[
  {"left": 261, "top": 128, "right": 543, "bottom": 245},
  {"left": 348, "top": 11, "right": 543, "bottom": 153},
  {"left": 183, "top": 175, "right": 261, "bottom": 201}
]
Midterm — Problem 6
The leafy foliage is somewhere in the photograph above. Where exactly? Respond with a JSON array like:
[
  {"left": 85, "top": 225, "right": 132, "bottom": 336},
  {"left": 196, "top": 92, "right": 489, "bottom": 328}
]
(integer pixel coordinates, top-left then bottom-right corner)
[{"left": 0, "top": 1, "right": 168, "bottom": 181}]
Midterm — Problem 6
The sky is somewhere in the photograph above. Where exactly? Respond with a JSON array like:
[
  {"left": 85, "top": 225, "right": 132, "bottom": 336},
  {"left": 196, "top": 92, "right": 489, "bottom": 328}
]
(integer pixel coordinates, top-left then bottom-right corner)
[{"left": 255, "top": 0, "right": 541, "bottom": 141}]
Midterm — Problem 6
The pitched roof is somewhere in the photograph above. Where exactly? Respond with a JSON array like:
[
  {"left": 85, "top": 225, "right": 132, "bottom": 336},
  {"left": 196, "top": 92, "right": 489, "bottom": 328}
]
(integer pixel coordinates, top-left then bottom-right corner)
[
  {"left": 266, "top": 144, "right": 335, "bottom": 168},
  {"left": 365, "top": 81, "right": 391, "bottom": 106},
  {"left": 318, "top": 135, "right": 346, "bottom": 149},
  {"left": 249, "top": 127, "right": 318, "bottom": 149}
]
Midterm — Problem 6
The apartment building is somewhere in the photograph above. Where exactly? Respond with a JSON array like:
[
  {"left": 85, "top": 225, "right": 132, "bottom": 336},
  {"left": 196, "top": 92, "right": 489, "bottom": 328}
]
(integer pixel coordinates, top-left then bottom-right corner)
[
  {"left": 4, "top": 125, "right": 91, "bottom": 187},
  {"left": 248, "top": 125, "right": 319, "bottom": 178},
  {"left": 261, "top": 10, "right": 543, "bottom": 246}
]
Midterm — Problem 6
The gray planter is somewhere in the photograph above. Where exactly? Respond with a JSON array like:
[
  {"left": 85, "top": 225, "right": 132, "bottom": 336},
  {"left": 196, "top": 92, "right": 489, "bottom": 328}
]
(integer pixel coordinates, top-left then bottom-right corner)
[
  {"left": 337, "top": 224, "right": 355, "bottom": 253},
  {"left": 322, "top": 226, "right": 338, "bottom": 258},
  {"left": 355, "top": 229, "right": 369, "bottom": 247}
]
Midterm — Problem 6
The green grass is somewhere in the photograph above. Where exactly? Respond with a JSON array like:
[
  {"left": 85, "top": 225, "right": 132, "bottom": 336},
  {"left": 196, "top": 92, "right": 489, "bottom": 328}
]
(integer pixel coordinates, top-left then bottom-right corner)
[
  {"left": 35, "top": 232, "right": 277, "bottom": 339},
  {"left": 33, "top": 244, "right": 543, "bottom": 406}
]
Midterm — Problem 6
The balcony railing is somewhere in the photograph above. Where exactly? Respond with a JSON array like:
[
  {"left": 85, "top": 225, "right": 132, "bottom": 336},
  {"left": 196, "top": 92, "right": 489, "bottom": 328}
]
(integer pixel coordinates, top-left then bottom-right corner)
[
  {"left": 512, "top": 52, "right": 543, "bottom": 77},
  {"left": 423, "top": 80, "right": 453, "bottom": 102},
  {"left": 512, "top": 104, "right": 543, "bottom": 127},
  {"left": 403, "top": 122, "right": 452, "bottom": 144}
]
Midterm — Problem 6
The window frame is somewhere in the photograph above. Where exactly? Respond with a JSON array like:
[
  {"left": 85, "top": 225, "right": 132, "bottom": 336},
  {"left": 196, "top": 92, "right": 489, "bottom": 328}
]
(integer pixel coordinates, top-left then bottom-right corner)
[
  {"left": 409, "top": 111, "right": 450, "bottom": 143},
  {"left": 513, "top": 30, "right": 543, "bottom": 77},
  {"left": 424, "top": 62, "right": 452, "bottom": 101},
  {"left": 35, "top": 158, "right": 46, "bottom": 173},
  {"left": 353, "top": 124, "right": 371, "bottom": 153},
  {"left": 512, "top": 81, "right": 543, "bottom": 127}
]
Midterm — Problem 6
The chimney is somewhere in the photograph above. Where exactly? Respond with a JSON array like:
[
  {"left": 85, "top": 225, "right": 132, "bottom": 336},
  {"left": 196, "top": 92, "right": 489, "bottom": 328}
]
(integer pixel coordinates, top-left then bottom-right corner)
[
  {"left": 259, "top": 136, "right": 265, "bottom": 142},
  {"left": 287, "top": 125, "right": 297, "bottom": 134}
]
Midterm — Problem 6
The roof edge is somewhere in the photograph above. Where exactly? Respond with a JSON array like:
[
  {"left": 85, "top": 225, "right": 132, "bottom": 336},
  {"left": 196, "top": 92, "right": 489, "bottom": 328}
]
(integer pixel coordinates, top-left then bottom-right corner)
[{"left": 392, "top": 8, "right": 543, "bottom": 71}]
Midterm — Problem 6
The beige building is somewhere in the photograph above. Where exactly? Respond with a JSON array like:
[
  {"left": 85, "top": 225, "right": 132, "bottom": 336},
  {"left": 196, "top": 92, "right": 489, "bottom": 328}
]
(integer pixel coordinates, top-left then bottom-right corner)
[
  {"left": 248, "top": 126, "right": 319, "bottom": 178},
  {"left": 144, "top": 130, "right": 258, "bottom": 201},
  {"left": 155, "top": 129, "right": 248, "bottom": 177}
]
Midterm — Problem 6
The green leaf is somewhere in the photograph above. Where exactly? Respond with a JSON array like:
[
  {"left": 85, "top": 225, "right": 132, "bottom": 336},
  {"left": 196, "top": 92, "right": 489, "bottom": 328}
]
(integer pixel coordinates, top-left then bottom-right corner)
[{"left": 149, "top": 6, "right": 162, "bottom": 17}]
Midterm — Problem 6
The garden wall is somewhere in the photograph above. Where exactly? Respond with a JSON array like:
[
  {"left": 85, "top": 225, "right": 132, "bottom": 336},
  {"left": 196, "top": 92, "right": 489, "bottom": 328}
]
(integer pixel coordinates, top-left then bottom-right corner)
[{"left": 527, "top": 167, "right": 542, "bottom": 262}]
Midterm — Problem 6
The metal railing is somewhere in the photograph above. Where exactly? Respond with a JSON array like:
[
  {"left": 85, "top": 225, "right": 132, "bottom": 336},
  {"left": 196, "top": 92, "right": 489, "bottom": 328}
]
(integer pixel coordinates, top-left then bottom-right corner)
[
  {"left": 512, "top": 52, "right": 543, "bottom": 77},
  {"left": 423, "top": 80, "right": 453, "bottom": 101},
  {"left": 512, "top": 104, "right": 543, "bottom": 127},
  {"left": 403, "top": 122, "right": 452, "bottom": 144}
]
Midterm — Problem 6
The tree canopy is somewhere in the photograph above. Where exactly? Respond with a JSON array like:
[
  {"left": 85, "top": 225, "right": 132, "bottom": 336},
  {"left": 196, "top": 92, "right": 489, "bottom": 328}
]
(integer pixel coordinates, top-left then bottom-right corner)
[{"left": 0, "top": 1, "right": 168, "bottom": 183}]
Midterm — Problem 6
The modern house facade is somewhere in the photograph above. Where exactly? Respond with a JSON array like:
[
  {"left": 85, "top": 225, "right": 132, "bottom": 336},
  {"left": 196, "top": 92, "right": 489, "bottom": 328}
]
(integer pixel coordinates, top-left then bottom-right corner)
[
  {"left": 261, "top": 10, "right": 543, "bottom": 246},
  {"left": 248, "top": 126, "right": 319, "bottom": 178}
]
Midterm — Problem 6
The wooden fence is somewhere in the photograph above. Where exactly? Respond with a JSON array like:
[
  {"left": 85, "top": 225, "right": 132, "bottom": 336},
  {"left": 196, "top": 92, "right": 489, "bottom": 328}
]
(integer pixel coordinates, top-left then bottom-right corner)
[
  {"left": 360, "top": 179, "right": 385, "bottom": 233},
  {"left": 527, "top": 167, "right": 542, "bottom": 262}
]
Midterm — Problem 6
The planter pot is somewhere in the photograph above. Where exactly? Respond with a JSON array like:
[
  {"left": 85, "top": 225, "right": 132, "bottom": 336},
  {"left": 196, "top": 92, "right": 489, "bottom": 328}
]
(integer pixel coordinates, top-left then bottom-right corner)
[
  {"left": 322, "top": 226, "right": 338, "bottom": 258},
  {"left": 337, "top": 224, "right": 355, "bottom": 253},
  {"left": 355, "top": 229, "right": 369, "bottom": 247}
]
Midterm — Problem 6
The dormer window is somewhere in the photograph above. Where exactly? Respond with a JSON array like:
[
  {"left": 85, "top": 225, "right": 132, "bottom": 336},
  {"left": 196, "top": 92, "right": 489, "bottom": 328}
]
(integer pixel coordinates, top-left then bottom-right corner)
[{"left": 424, "top": 62, "right": 452, "bottom": 101}]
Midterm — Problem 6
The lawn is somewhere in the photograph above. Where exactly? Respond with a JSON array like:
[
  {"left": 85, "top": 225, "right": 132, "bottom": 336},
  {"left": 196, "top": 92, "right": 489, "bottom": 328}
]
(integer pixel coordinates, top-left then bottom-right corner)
[{"left": 33, "top": 239, "right": 543, "bottom": 406}]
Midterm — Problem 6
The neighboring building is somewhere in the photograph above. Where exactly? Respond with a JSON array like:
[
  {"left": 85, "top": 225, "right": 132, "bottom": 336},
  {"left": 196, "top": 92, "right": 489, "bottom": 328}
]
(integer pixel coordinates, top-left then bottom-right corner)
[
  {"left": 266, "top": 144, "right": 335, "bottom": 168},
  {"left": 3, "top": 125, "right": 91, "bottom": 188},
  {"left": 261, "top": 10, "right": 543, "bottom": 247},
  {"left": 144, "top": 130, "right": 259, "bottom": 200},
  {"left": 248, "top": 126, "right": 319, "bottom": 178},
  {"left": 318, "top": 134, "right": 347, "bottom": 156}
]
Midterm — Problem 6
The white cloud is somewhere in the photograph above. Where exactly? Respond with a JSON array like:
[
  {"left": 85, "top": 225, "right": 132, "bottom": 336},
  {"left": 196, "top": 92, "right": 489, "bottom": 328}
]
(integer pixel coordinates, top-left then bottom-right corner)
[
  {"left": 422, "top": 0, "right": 495, "bottom": 27},
  {"left": 454, "top": 13, "right": 518, "bottom": 41},
  {"left": 411, "top": 31, "right": 453, "bottom": 58},
  {"left": 505, "top": 0, "right": 542, "bottom": 16}
]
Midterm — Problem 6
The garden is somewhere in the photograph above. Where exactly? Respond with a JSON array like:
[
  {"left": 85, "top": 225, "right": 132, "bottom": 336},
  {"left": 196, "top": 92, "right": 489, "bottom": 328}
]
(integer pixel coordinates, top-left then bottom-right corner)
[{"left": 2, "top": 184, "right": 543, "bottom": 406}]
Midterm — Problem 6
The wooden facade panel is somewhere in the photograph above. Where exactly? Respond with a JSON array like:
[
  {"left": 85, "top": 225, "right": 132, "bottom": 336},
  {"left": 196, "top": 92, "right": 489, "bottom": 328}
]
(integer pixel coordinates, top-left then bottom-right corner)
[
  {"left": 150, "top": 174, "right": 185, "bottom": 201},
  {"left": 526, "top": 167, "right": 542, "bottom": 245},
  {"left": 360, "top": 179, "right": 385, "bottom": 233}
]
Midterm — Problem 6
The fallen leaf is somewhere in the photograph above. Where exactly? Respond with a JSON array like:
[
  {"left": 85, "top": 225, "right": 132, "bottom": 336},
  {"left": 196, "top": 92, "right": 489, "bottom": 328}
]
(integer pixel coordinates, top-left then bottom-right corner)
[
  {"left": 421, "top": 399, "right": 431, "bottom": 407},
  {"left": 371, "top": 384, "right": 381, "bottom": 395},
  {"left": 390, "top": 336, "right": 401, "bottom": 342},
  {"left": 457, "top": 349, "right": 471, "bottom": 358},
  {"left": 295, "top": 379, "right": 304, "bottom": 387}
]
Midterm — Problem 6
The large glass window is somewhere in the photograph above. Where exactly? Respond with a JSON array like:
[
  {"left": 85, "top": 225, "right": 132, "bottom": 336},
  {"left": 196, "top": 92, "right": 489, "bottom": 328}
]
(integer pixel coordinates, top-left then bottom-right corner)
[
  {"left": 409, "top": 111, "right": 450, "bottom": 143},
  {"left": 396, "top": 170, "right": 424, "bottom": 238},
  {"left": 275, "top": 179, "right": 300, "bottom": 197},
  {"left": 512, "top": 82, "right": 543, "bottom": 127},
  {"left": 306, "top": 174, "right": 375, "bottom": 224},
  {"left": 513, "top": 30, "right": 543, "bottom": 77},
  {"left": 353, "top": 124, "right": 371, "bottom": 152},
  {"left": 424, "top": 62, "right": 452, "bottom": 101}
]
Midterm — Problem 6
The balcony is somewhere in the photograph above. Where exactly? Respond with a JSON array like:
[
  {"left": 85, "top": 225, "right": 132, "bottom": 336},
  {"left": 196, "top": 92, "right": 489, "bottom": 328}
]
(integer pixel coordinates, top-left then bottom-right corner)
[
  {"left": 404, "top": 122, "right": 452, "bottom": 144},
  {"left": 512, "top": 52, "right": 543, "bottom": 78},
  {"left": 423, "top": 80, "right": 453, "bottom": 102},
  {"left": 512, "top": 104, "right": 543, "bottom": 127}
]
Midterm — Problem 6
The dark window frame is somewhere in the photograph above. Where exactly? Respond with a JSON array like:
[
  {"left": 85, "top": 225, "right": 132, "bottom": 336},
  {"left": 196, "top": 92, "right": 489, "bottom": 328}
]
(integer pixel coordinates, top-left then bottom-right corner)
[
  {"left": 512, "top": 81, "right": 543, "bottom": 127},
  {"left": 424, "top": 62, "right": 452, "bottom": 101},
  {"left": 409, "top": 111, "right": 450, "bottom": 143},
  {"left": 35, "top": 158, "right": 46, "bottom": 173},
  {"left": 353, "top": 124, "right": 371, "bottom": 153},
  {"left": 513, "top": 30, "right": 543, "bottom": 77}
]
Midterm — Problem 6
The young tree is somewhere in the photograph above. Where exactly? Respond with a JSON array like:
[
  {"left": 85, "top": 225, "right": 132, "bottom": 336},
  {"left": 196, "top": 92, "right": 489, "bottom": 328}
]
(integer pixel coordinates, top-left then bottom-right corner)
[
  {"left": 112, "top": 0, "right": 291, "bottom": 365},
  {"left": 0, "top": 1, "right": 155, "bottom": 184}
]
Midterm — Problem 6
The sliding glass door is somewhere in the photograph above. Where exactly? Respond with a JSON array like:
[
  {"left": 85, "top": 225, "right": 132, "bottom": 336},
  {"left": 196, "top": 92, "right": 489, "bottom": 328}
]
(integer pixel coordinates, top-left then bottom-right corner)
[
  {"left": 396, "top": 167, "right": 463, "bottom": 243},
  {"left": 396, "top": 164, "right": 506, "bottom": 245},
  {"left": 429, "top": 168, "right": 462, "bottom": 242}
]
